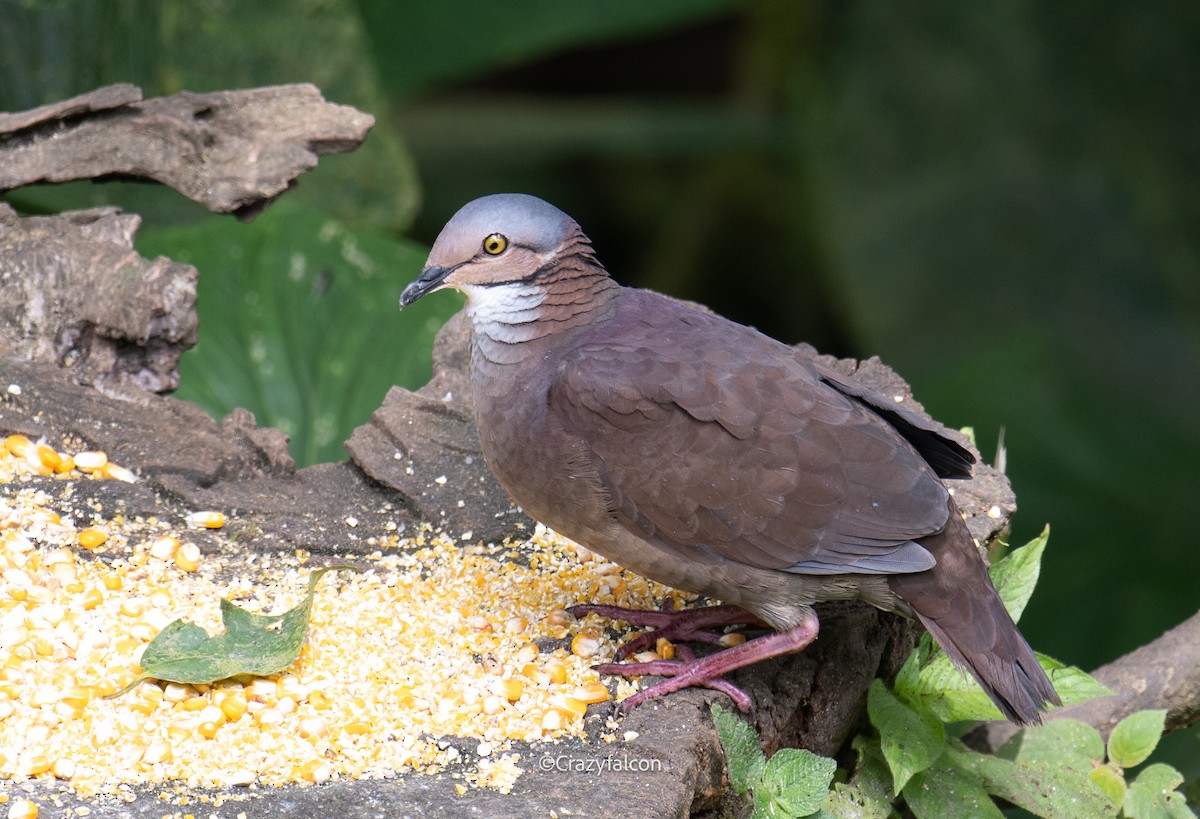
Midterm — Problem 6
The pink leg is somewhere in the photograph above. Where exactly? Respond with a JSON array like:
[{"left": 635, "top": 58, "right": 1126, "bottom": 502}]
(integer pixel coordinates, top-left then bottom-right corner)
[
  {"left": 595, "top": 614, "right": 820, "bottom": 713},
  {"left": 567, "top": 603, "right": 762, "bottom": 659}
]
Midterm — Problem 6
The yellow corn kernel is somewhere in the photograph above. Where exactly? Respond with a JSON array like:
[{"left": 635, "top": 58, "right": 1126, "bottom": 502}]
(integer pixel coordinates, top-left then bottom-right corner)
[
  {"left": 4, "top": 435, "right": 33, "bottom": 458},
  {"left": 219, "top": 694, "right": 248, "bottom": 722},
  {"left": 540, "top": 708, "right": 566, "bottom": 732},
  {"left": 35, "top": 445, "right": 61, "bottom": 471},
  {"left": 546, "top": 659, "right": 569, "bottom": 685},
  {"left": 128, "top": 699, "right": 157, "bottom": 717},
  {"left": 545, "top": 608, "right": 575, "bottom": 627},
  {"left": 80, "top": 585, "right": 104, "bottom": 610},
  {"left": 182, "top": 696, "right": 209, "bottom": 711},
  {"left": 141, "top": 740, "right": 171, "bottom": 765},
  {"left": 555, "top": 695, "right": 589, "bottom": 717},
  {"left": 102, "top": 572, "right": 124, "bottom": 591},
  {"left": 186, "top": 511, "right": 225, "bottom": 529},
  {"left": 148, "top": 535, "right": 179, "bottom": 562},
  {"left": 73, "top": 451, "right": 108, "bottom": 472},
  {"left": 343, "top": 720, "right": 372, "bottom": 735},
  {"left": 53, "top": 454, "right": 75, "bottom": 474},
  {"left": 514, "top": 642, "right": 539, "bottom": 665},
  {"left": 307, "top": 689, "right": 331, "bottom": 710},
  {"left": 571, "top": 632, "right": 601, "bottom": 659},
  {"left": 499, "top": 678, "right": 524, "bottom": 702},
  {"left": 521, "top": 663, "right": 551, "bottom": 685},
  {"left": 572, "top": 681, "right": 610, "bottom": 705},
  {"left": 300, "top": 758, "right": 331, "bottom": 783},
  {"left": 633, "top": 650, "right": 662, "bottom": 663},
  {"left": 60, "top": 685, "right": 93, "bottom": 710},
  {"left": 174, "top": 542, "right": 202, "bottom": 572},
  {"left": 77, "top": 529, "right": 107, "bottom": 550},
  {"left": 7, "top": 798, "right": 39, "bottom": 819},
  {"left": 197, "top": 721, "right": 221, "bottom": 740},
  {"left": 298, "top": 716, "right": 328, "bottom": 738},
  {"left": 656, "top": 637, "right": 676, "bottom": 660},
  {"left": 50, "top": 757, "right": 76, "bottom": 780},
  {"left": 719, "top": 632, "right": 747, "bottom": 648},
  {"left": 100, "top": 462, "right": 137, "bottom": 483},
  {"left": 18, "top": 753, "right": 51, "bottom": 776},
  {"left": 119, "top": 598, "right": 146, "bottom": 617}
]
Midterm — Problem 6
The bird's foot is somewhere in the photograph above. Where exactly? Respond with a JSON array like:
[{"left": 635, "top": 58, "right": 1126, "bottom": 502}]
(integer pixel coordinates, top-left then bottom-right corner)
[
  {"left": 595, "top": 617, "right": 820, "bottom": 713},
  {"left": 567, "top": 603, "right": 761, "bottom": 660}
]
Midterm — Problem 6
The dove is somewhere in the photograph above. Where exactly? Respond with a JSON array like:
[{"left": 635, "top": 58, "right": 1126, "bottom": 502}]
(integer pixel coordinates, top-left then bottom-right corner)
[{"left": 400, "top": 193, "right": 1059, "bottom": 723}]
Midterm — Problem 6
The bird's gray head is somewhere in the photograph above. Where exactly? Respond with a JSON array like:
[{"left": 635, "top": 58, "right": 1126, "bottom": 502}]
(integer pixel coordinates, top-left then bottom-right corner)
[{"left": 400, "top": 194, "right": 584, "bottom": 307}]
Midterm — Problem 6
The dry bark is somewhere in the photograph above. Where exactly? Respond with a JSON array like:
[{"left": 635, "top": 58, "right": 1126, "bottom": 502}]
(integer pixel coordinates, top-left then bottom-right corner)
[{"left": 1, "top": 83, "right": 374, "bottom": 218}]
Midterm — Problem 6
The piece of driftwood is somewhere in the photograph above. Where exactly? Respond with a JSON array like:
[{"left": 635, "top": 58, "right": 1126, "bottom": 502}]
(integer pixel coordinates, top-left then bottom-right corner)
[{"left": 0, "top": 83, "right": 374, "bottom": 218}]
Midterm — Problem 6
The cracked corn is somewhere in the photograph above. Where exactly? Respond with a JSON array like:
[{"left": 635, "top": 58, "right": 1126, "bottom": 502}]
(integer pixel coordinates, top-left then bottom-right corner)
[{"left": 0, "top": 437, "right": 695, "bottom": 802}]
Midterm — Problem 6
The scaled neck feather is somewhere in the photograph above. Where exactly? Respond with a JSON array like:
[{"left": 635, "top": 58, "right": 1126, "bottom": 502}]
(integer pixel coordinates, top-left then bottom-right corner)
[{"left": 464, "top": 236, "right": 618, "bottom": 365}]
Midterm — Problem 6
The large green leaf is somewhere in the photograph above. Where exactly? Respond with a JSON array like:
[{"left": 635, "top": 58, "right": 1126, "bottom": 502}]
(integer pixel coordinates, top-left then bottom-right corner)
[
  {"left": 137, "top": 201, "right": 462, "bottom": 466},
  {"left": 355, "top": 0, "right": 738, "bottom": 99},
  {"left": 867, "top": 679, "right": 945, "bottom": 794}
]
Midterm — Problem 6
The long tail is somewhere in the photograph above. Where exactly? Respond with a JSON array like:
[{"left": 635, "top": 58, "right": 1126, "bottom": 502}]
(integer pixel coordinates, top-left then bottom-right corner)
[{"left": 888, "top": 498, "right": 1061, "bottom": 724}]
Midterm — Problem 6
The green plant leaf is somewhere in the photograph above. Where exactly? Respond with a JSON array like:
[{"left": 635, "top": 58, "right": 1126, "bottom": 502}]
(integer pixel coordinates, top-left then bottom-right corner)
[
  {"left": 1038, "top": 653, "right": 1115, "bottom": 705},
  {"left": 825, "top": 737, "right": 894, "bottom": 819},
  {"left": 953, "top": 720, "right": 1115, "bottom": 818},
  {"left": 712, "top": 704, "right": 766, "bottom": 795},
  {"left": 1088, "top": 763, "right": 1127, "bottom": 807},
  {"left": 987, "top": 525, "right": 1048, "bottom": 622},
  {"left": 1124, "top": 763, "right": 1194, "bottom": 819},
  {"left": 753, "top": 748, "right": 837, "bottom": 818},
  {"left": 903, "top": 754, "right": 1003, "bottom": 819},
  {"left": 1107, "top": 709, "right": 1167, "bottom": 769},
  {"left": 136, "top": 202, "right": 463, "bottom": 467},
  {"left": 107, "top": 566, "right": 354, "bottom": 698},
  {"left": 867, "top": 679, "right": 945, "bottom": 793}
]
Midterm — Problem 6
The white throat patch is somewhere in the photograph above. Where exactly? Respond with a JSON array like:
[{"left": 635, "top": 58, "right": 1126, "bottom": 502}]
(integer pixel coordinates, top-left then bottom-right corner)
[{"left": 460, "top": 282, "right": 548, "bottom": 344}]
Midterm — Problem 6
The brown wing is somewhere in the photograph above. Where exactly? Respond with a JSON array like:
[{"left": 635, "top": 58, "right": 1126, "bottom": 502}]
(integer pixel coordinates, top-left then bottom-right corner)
[{"left": 549, "top": 291, "right": 950, "bottom": 576}]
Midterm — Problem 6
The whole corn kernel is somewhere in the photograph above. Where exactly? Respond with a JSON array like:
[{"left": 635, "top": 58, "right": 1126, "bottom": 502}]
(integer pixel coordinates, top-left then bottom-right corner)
[
  {"left": 499, "top": 678, "right": 524, "bottom": 702},
  {"left": 174, "top": 542, "right": 202, "bottom": 572},
  {"left": 73, "top": 451, "right": 108, "bottom": 472},
  {"left": 571, "top": 632, "right": 601, "bottom": 659},
  {"left": 719, "top": 632, "right": 747, "bottom": 648},
  {"left": 148, "top": 535, "right": 179, "bottom": 562},
  {"left": 34, "top": 445, "right": 61, "bottom": 471},
  {"left": 186, "top": 511, "right": 225, "bottom": 529},
  {"left": 100, "top": 462, "right": 137, "bottom": 483},
  {"left": 572, "top": 681, "right": 611, "bottom": 705},
  {"left": 7, "top": 798, "right": 39, "bottom": 819},
  {"left": 4, "top": 434, "right": 34, "bottom": 458},
  {"left": 77, "top": 529, "right": 107, "bottom": 550}
]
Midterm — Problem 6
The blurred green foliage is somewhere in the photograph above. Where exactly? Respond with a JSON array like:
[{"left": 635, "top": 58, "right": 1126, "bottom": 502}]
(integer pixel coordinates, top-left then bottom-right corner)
[{"left": 2, "top": 0, "right": 1197, "bottom": 773}]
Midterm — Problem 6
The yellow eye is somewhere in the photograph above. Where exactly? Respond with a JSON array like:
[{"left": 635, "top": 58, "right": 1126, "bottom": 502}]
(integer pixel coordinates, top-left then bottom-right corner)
[{"left": 482, "top": 233, "right": 508, "bottom": 255}]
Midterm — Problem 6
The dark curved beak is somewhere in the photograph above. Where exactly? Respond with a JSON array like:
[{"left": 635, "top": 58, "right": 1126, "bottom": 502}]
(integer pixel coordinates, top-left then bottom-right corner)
[{"left": 400, "top": 265, "right": 454, "bottom": 308}]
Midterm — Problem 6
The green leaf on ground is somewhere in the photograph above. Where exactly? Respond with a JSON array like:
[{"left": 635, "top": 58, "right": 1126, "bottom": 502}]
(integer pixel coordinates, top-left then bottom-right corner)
[
  {"left": 712, "top": 704, "right": 766, "bottom": 795},
  {"left": 1107, "top": 709, "right": 1167, "bottom": 769},
  {"left": 988, "top": 524, "right": 1048, "bottom": 622},
  {"left": 754, "top": 748, "right": 837, "bottom": 818},
  {"left": 867, "top": 679, "right": 945, "bottom": 793},
  {"left": 107, "top": 566, "right": 354, "bottom": 698}
]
